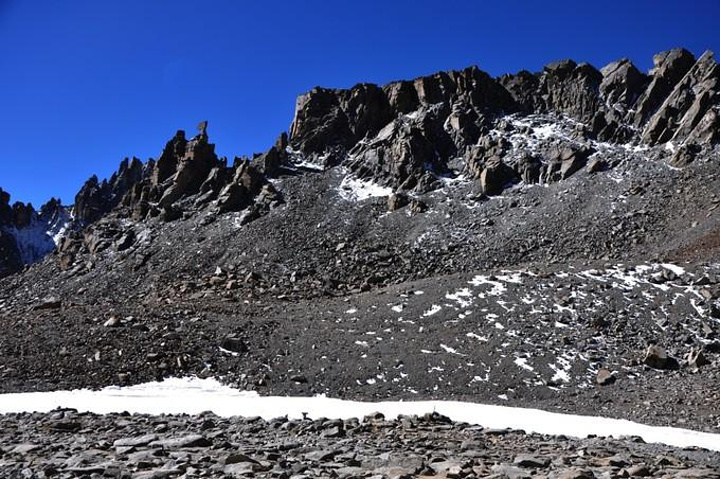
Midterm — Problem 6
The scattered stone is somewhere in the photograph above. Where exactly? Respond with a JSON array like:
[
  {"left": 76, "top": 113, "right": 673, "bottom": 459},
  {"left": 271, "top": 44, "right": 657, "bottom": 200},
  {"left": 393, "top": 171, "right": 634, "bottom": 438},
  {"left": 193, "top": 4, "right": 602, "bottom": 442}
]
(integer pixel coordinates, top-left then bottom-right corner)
[
  {"left": 596, "top": 369, "right": 616, "bottom": 386},
  {"left": 514, "top": 455, "right": 551, "bottom": 468},
  {"left": 149, "top": 435, "right": 212, "bottom": 449}
]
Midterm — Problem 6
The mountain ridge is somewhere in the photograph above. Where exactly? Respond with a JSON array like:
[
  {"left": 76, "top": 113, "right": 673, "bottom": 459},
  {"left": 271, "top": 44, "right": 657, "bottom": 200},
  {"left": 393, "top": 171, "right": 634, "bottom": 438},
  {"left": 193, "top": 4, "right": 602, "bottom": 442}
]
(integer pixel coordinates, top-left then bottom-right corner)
[{"left": 1, "top": 47, "right": 717, "bottom": 277}]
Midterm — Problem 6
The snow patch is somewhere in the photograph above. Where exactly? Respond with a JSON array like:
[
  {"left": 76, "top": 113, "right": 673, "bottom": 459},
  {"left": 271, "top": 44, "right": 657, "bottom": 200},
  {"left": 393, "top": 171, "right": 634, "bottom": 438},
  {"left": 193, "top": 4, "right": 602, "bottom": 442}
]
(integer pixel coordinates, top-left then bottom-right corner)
[
  {"left": 661, "top": 263, "right": 686, "bottom": 276},
  {"left": 3, "top": 208, "right": 71, "bottom": 265},
  {"left": 338, "top": 175, "right": 392, "bottom": 201},
  {"left": 514, "top": 357, "right": 535, "bottom": 372},
  {"left": 422, "top": 304, "right": 442, "bottom": 317},
  {"left": 2, "top": 378, "right": 720, "bottom": 451},
  {"left": 291, "top": 159, "right": 325, "bottom": 171},
  {"left": 466, "top": 332, "right": 489, "bottom": 342},
  {"left": 445, "top": 288, "right": 473, "bottom": 308},
  {"left": 468, "top": 275, "right": 507, "bottom": 296},
  {"left": 440, "top": 344, "right": 464, "bottom": 356}
]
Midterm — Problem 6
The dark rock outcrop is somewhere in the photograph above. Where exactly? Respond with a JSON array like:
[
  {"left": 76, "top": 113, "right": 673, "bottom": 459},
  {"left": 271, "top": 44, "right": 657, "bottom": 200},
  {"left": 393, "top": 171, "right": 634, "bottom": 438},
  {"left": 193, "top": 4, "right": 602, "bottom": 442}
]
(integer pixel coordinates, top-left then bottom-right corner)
[
  {"left": 542, "top": 145, "right": 595, "bottom": 183},
  {"left": 479, "top": 156, "right": 519, "bottom": 195},
  {"left": 643, "top": 50, "right": 720, "bottom": 145},
  {"left": 538, "top": 60, "right": 603, "bottom": 123},
  {"left": 632, "top": 49, "right": 697, "bottom": 127},
  {"left": 288, "top": 48, "right": 719, "bottom": 198},
  {"left": 73, "top": 122, "right": 276, "bottom": 228}
]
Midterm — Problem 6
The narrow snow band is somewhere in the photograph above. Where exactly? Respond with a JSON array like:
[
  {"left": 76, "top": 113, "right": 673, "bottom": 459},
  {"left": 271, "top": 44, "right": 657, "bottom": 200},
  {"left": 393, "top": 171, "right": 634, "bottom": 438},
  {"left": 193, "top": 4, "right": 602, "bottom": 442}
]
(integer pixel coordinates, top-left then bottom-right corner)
[{"left": 1, "top": 377, "right": 718, "bottom": 452}]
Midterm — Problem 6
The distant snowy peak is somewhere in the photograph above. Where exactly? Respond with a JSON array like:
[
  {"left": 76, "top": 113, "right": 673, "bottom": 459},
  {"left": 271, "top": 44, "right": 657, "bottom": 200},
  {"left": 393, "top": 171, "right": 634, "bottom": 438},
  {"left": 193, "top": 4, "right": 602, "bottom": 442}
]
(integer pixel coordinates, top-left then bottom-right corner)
[{"left": 0, "top": 189, "right": 71, "bottom": 275}]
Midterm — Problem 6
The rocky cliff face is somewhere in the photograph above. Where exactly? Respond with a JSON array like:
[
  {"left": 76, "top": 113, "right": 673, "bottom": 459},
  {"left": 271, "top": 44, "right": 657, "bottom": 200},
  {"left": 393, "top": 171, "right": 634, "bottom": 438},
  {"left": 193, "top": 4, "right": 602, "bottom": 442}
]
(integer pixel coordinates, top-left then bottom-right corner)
[
  {"left": 1, "top": 48, "right": 718, "bottom": 278},
  {"left": 289, "top": 48, "right": 719, "bottom": 193},
  {"left": 71, "top": 122, "right": 279, "bottom": 227},
  {"left": 53, "top": 123, "right": 283, "bottom": 274}
]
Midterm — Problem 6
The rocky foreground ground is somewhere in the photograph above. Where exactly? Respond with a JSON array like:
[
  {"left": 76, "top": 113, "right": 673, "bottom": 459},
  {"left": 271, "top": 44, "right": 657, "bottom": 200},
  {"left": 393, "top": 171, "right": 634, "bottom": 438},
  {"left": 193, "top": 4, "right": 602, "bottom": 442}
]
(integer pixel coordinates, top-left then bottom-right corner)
[{"left": 1, "top": 409, "right": 719, "bottom": 479}]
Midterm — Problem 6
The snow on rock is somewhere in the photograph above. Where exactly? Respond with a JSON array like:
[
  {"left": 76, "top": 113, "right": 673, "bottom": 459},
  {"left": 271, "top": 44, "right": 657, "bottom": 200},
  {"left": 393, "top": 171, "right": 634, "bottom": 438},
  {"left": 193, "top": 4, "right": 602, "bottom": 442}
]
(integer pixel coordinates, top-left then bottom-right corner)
[
  {"left": 445, "top": 288, "right": 473, "bottom": 308},
  {"left": 514, "top": 357, "right": 535, "bottom": 372},
  {"left": 338, "top": 175, "right": 393, "bottom": 202},
  {"left": 290, "top": 159, "right": 326, "bottom": 172},
  {"left": 284, "top": 147, "right": 326, "bottom": 171},
  {"left": 440, "top": 344, "right": 464, "bottom": 356},
  {"left": 661, "top": 263, "right": 686, "bottom": 276},
  {"left": 468, "top": 275, "right": 507, "bottom": 296},
  {"left": 422, "top": 304, "right": 442, "bottom": 317}
]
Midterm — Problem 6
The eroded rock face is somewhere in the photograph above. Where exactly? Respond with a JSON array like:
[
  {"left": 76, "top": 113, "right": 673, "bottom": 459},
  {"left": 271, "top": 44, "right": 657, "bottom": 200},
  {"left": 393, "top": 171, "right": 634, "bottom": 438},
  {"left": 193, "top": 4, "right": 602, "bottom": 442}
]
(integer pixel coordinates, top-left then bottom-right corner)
[
  {"left": 50, "top": 122, "right": 282, "bottom": 273},
  {"left": 289, "top": 85, "right": 392, "bottom": 163},
  {"left": 73, "top": 122, "right": 276, "bottom": 230},
  {"left": 538, "top": 60, "right": 603, "bottom": 123},
  {"left": 542, "top": 145, "right": 595, "bottom": 183},
  {"left": 479, "top": 156, "right": 519, "bottom": 195},
  {"left": 643, "top": 51, "right": 720, "bottom": 145},
  {"left": 0, "top": 191, "right": 22, "bottom": 276},
  {"left": 158, "top": 131, "right": 219, "bottom": 208},
  {"left": 290, "top": 66, "right": 515, "bottom": 177},
  {"left": 153, "top": 130, "right": 188, "bottom": 186},
  {"left": 288, "top": 48, "right": 719, "bottom": 198},
  {"left": 345, "top": 116, "right": 443, "bottom": 193},
  {"left": 74, "top": 175, "right": 110, "bottom": 225},
  {"left": 599, "top": 59, "right": 648, "bottom": 108},
  {"left": 632, "top": 48, "right": 697, "bottom": 127}
]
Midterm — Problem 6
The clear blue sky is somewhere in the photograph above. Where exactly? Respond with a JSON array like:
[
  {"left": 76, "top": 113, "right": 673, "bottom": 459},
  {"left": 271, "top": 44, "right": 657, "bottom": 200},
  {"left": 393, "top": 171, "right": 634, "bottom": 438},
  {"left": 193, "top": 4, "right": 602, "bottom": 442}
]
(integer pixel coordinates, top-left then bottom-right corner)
[{"left": 1, "top": 0, "right": 718, "bottom": 207}]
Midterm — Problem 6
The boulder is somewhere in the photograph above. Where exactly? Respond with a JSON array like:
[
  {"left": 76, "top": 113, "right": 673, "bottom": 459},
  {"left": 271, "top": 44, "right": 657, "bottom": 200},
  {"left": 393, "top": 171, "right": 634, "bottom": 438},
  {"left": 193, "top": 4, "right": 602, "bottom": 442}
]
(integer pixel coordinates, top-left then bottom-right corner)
[
  {"left": 669, "top": 143, "right": 702, "bottom": 167},
  {"left": 596, "top": 369, "right": 616, "bottom": 386},
  {"left": 543, "top": 146, "right": 594, "bottom": 182},
  {"left": 514, "top": 153, "right": 543, "bottom": 184},
  {"left": 586, "top": 158, "right": 607, "bottom": 173},
  {"left": 388, "top": 193, "right": 409, "bottom": 212},
  {"left": 480, "top": 156, "right": 519, "bottom": 195},
  {"left": 643, "top": 345, "right": 679, "bottom": 370},
  {"left": 687, "top": 348, "right": 710, "bottom": 370}
]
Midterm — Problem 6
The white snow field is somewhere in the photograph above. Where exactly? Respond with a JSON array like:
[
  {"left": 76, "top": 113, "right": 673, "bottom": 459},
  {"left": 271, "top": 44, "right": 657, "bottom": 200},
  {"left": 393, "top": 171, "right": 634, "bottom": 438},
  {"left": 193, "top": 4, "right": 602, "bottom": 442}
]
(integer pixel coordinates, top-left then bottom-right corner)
[{"left": 1, "top": 377, "right": 720, "bottom": 452}]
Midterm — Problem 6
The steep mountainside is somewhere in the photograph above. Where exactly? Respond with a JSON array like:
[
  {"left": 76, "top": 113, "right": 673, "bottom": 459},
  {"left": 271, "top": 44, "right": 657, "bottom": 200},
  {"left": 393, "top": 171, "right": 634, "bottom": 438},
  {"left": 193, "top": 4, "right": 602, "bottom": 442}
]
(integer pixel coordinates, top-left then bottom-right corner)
[{"left": 1, "top": 48, "right": 720, "bottom": 433}]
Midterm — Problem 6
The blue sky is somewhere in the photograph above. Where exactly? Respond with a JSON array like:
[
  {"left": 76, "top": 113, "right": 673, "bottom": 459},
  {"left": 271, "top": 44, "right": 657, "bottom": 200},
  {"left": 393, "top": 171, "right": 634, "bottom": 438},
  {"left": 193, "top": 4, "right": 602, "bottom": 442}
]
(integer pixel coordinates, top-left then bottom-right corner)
[{"left": 1, "top": 0, "right": 718, "bottom": 207}]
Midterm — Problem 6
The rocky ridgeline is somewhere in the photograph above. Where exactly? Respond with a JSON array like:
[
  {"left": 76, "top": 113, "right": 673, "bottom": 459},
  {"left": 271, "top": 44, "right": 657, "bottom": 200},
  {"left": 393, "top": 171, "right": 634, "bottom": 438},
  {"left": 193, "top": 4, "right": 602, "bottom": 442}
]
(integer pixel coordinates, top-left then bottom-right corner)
[
  {"left": 1, "top": 48, "right": 720, "bottom": 466},
  {"left": 54, "top": 123, "right": 284, "bottom": 275},
  {"left": 291, "top": 48, "right": 718, "bottom": 192},
  {"left": 70, "top": 122, "right": 284, "bottom": 227},
  {"left": 1, "top": 409, "right": 718, "bottom": 478},
  {"left": 0, "top": 48, "right": 718, "bottom": 277}
]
